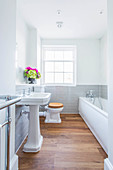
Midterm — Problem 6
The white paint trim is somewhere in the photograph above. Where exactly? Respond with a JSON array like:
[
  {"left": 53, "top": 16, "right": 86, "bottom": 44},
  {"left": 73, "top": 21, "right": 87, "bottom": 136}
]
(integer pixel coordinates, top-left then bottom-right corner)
[
  {"left": 61, "top": 112, "right": 77, "bottom": 114},
  {"left": 42, "top": 45, "right": 76, "bottom": 48},
  {"left": 76, "top": 83, "right": 100, "bottom": 85},
  {"left": 10, "top": 154, "right": 18, "bottom": 170},
  {"left": 104, "top": 158, "right": 113, "bottom": 170}
]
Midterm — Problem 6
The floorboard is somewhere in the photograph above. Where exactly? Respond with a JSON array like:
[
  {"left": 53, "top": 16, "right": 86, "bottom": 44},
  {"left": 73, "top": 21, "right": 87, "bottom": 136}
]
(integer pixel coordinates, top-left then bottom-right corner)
[{"left": 17, "top": 114, "right": 107, "bottom": 170}]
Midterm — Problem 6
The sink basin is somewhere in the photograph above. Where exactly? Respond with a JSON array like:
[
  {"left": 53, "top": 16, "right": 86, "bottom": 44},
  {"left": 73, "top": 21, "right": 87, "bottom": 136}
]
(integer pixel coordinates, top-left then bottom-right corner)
[
  {"left": 17, "top": 92, "right": 51, "bottom": 153},
  {"left": 17, "top": 93, "right": 51, "bottom": 105}
]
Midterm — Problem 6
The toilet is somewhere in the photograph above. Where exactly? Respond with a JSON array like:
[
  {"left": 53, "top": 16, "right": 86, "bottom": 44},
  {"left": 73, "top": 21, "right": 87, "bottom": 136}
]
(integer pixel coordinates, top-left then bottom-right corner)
[{"left": 45, "top": 103, "right": 64, "bottom": 123}]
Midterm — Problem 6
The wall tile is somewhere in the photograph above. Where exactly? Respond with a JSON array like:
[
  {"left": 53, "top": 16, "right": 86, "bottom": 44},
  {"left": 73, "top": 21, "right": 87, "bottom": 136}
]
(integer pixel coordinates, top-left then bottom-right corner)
[
  {"left": 45, "top": 85, "right": 99, "bottom": 113},
  {"left": 99, "top": 85, "right": 108, "bottom": 99}
]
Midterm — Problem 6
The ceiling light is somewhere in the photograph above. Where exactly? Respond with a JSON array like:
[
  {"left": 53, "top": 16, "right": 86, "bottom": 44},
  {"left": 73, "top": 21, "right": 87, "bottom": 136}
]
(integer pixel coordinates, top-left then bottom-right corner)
[
  {"left": 56, "top": 21, "right": 63, "bottom": 28},
  {"left": 57, "top": 10, "right": 61, "bottom": 15}
]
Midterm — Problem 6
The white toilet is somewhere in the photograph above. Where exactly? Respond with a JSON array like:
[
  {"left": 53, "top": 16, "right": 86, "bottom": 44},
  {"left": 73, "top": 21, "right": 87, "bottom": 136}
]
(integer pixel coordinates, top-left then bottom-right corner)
[{"left": 45, "top": 103, "right": 64, "bottom": 123}]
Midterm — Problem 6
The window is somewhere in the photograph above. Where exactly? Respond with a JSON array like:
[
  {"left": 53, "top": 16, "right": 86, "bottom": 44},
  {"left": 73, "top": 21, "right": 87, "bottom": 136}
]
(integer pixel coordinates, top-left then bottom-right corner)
[{"left": 42, "top": 45, "right": 76, "bottom": 85}]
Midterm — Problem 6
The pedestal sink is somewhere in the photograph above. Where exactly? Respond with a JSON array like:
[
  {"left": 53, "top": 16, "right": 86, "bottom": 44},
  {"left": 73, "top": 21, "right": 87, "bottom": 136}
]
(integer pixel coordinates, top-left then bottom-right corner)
[{"left": 17, "top": 93, "right": 51, "bottom": 152}]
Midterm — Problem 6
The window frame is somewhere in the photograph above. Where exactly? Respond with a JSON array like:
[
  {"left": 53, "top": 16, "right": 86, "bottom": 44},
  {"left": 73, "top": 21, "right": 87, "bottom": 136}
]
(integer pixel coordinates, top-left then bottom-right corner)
[{"left": 41, "top": 45, "right": 77, "bottom": 86}]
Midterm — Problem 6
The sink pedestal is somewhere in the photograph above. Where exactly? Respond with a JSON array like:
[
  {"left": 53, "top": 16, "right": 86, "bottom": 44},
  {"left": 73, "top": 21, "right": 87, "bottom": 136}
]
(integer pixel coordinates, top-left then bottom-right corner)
[{"left": 23, "top": 105, "right": 43, "bottom": 152}]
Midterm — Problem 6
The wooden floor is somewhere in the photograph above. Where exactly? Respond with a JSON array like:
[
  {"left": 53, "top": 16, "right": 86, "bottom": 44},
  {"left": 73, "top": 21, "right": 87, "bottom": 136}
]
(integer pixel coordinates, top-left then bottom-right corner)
[{"left": 17, "top": 114, "right": 107, "bottom": 170}]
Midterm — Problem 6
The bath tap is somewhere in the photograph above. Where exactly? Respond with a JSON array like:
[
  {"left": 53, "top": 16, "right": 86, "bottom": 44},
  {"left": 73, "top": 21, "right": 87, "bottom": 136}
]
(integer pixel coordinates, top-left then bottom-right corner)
[{"left": 86, "top": 90, "right": 95, "bottom": 98}]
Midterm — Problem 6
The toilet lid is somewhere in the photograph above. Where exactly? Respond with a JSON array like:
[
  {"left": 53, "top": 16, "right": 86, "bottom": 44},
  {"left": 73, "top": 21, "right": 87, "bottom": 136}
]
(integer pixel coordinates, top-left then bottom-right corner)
[{"left": 48, "top": 103, "right": 63, "bottom": 108}]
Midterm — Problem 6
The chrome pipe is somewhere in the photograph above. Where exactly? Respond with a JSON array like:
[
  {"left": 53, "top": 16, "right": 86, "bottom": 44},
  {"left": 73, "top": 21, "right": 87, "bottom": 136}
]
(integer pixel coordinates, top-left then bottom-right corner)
[
  {"left": 1, "top": 121, "right": 9, "bottom": 128},
  {"left": 5, "top": 96, "right": 11, "bottom": 170},
  {"left": 6, "top": 106, "right": 11, "bottom": 170}
]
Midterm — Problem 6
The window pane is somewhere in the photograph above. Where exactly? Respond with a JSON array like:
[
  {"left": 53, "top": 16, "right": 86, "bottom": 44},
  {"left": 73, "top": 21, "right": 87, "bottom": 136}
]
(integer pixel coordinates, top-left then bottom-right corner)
[
  {"left": 54, "top": 51, "right": 63, "bottom": 60},
  {"left": 64, "top": 73, "right": 73, "bottom": 83},
  {"left": 55, "top": 62, "right": 63, "bottom": 72},
  {"left": 45, "top": 62, "right": 54, "bottom": 72},
  {"left": 64, "top": 51, "right": 73, "bottom": 60},
  {"left": 64, "top": 62, "right": 73, "bottom": 72},
  {"left": 45, "top": 50, "right": 54, "bottom": 60},
  {"left": 45, "top": 73, "right": 54, "bottom": 83},
  {"left": 55, "top": 73, "right": 63, "bottom": 83}
]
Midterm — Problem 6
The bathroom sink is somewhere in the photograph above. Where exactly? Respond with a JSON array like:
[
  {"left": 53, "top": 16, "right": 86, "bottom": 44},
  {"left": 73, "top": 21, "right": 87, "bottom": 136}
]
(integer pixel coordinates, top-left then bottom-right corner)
[
  {"left": 17, "top": 93, "right": 51, "bottom": 105},
  {"left": 16, "top": 92, "right": 51, "bottom": 153}
]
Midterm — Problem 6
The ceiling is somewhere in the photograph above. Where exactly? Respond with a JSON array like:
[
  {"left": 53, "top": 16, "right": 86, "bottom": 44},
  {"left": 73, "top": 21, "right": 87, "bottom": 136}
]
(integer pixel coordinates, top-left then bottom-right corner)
[{"left": 18, "top": 0, "right": 107, "bottom": 39}]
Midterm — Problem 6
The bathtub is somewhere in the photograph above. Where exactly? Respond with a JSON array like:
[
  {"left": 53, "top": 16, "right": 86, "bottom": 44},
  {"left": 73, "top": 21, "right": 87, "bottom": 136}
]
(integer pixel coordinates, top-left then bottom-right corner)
[{"left": 79, "top": 97, "right": 108, "bottom": 154}]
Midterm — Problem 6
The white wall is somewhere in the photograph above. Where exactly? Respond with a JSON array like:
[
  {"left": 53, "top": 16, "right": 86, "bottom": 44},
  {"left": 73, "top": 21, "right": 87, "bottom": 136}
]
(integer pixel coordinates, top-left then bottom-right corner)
[
  {"left": 16, "top": 5, "right": 30, "bottom": 84},
  {"left": 26, "top": 27, "right": 38, "bottom": 68},
  {"left": 37, "top": 31, "right": 41, "bottom": 85},
  {"left": 16, "top": 10, "right": 41, "bottom": 84},
  {"left": 100, "top": 33, "right": 108, "bottom": 85},
  {"left": 42, "top": 39, "right": 100, "bottom": 85},
  {"left": 0, "top": 0, "right": 18, "bottom": 169},
  {"left": 0, "top": 0, "right": 16, "bottom": 95},
  {"left": 104, "top": 0, "right": 113, "bottom": 169}
]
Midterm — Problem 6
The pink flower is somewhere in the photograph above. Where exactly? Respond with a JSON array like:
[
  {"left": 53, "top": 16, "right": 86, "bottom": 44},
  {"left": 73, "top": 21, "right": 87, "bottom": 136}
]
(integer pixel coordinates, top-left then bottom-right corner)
[
  {"left": 25, "top": 67, "right": 39, "bottom": 75},
  {"left": 26, "top": 67, "right": 32, "bottom": 70},
  {"left": 34, "top": 68, "right": 38, "bottom": 73}
]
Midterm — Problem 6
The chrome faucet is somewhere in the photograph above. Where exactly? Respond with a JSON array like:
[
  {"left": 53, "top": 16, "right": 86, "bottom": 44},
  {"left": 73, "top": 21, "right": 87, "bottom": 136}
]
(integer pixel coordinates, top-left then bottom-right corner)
[
  {"left": 32, "top": 86, "right": 34, "bottom": 92},
  {"left": 28, "top": 88, "right": 31, "bottom": 95},
  {"left": 23, "top": 89, "right": 26, "bottom": 97},
  {"left": 86, "top": 90, "right": 95, "bottom": 98}
]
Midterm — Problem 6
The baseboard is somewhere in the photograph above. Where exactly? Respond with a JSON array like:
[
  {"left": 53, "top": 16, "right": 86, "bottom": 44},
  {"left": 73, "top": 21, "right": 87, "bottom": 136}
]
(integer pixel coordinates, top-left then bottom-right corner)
[
  {"left": 10, "top": 154, "right": 18, "bottom": 170},
  {"left": 104, "top": 158, "right": 113, "bottom": 170},
  {"left": 61, "top": 112, "right": 78, "bottom": 114},
  {"left": 39, "top": 112, "right": 78, "bottom": 116}
]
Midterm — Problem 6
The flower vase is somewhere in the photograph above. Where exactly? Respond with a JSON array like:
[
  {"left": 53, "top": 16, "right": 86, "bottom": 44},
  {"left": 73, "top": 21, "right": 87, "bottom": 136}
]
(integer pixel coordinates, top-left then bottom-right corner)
[{"left": 28, "top": 78, "right": 35, "bottom": 84}]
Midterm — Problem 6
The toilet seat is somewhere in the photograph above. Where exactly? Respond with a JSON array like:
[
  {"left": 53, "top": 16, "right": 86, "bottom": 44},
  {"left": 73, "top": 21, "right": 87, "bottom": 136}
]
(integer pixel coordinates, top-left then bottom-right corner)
[{"left": 49, "top": 103, "right": 64, "bottom": 108}]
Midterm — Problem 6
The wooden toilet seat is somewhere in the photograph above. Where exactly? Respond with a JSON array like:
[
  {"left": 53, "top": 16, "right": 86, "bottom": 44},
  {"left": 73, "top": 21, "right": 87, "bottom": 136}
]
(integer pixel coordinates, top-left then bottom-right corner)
[{"left": 48, "top": 103, "right": 63, "bottom": 108}]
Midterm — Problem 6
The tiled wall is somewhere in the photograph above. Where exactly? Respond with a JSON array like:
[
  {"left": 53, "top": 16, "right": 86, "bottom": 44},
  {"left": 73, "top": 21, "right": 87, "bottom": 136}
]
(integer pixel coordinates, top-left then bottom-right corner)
[
  {"left": 99, "top": 85, "right": 108, "bottom": 99},
  {"left": 45, "top": 85, "right": 99, "bottom": 113}
]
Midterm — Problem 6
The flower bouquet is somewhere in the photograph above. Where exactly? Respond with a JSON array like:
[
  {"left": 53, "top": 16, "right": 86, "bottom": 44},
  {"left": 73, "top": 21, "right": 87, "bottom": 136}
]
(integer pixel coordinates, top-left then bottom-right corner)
[{"left": 24, "top": 67, "right": 41, "bottom": 84}]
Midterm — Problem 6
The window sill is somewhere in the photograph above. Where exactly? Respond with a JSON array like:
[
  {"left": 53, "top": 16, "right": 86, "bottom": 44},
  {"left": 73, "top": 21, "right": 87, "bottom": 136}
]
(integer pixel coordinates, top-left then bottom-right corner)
[{"left": 42, "top": 84, "right": 76, "bottom": 87}]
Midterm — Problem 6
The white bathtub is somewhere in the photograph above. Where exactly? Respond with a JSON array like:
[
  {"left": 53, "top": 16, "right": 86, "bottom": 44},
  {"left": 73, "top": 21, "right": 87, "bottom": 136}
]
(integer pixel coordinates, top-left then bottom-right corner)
[{"left": 79, "top": 97, "right": 108, "bottom": 154}]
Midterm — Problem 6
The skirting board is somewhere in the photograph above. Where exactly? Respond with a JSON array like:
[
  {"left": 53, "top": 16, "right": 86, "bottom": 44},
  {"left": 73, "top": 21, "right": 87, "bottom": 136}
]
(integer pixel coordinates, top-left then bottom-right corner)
[
  {"left": 104, "top": 158, "right": 113, "bottom": 170},
  {"left": 39, "top": 112, "right": 77, "bottom": 116},
  {"left": 10, "top": 154, "right": 18, "bottom": 170}
]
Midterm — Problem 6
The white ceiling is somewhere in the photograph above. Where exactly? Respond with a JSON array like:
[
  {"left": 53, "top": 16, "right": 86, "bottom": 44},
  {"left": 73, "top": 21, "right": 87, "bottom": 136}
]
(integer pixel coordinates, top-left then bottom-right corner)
[{"left": 18, "top": 0, "right": 107, "bottom": 39}]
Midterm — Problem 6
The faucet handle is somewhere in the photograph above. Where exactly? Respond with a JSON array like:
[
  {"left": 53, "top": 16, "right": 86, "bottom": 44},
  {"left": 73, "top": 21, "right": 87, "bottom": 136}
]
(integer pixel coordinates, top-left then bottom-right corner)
[
  {"left": 89, "top": 90, "right": 95, "bottom": 96},
  {"left": 86, "top": 91, "right": 89, "bottom": 97},
  {"left": 23, "top": 89, "right": 25, "bottom": 96},
  {"left": 28, "top": 88, "right": 31, "bottom": 95},
  {"left": 32, "top": 86, "right": 34, "bottom": 92}
]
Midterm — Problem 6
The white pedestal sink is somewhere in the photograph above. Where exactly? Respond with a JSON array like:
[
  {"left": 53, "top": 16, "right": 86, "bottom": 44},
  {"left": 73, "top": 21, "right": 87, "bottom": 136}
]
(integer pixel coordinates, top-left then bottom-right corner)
[{"left": 17, "top": 93, "right": 51, "bottom": 152}]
